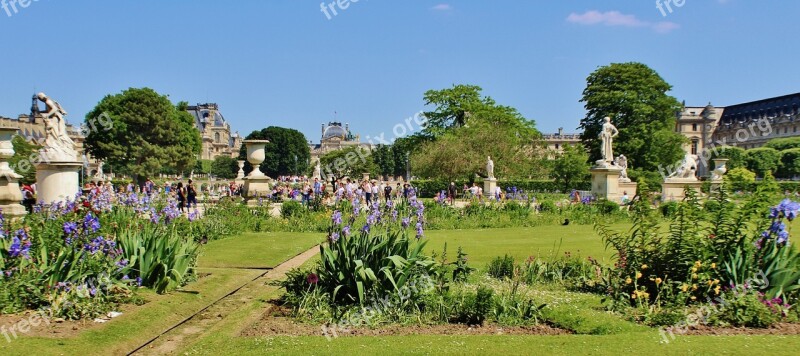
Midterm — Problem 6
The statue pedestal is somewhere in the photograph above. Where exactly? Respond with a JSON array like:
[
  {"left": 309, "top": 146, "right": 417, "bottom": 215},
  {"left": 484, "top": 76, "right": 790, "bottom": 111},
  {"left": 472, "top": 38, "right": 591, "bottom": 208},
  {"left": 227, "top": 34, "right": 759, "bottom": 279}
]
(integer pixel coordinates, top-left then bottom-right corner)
[
  {"left": 244, "top": 176, "right": 272, "bottom": 205},
  {"left": 590, "top": 165, "right": 624, "bottom": 201},
  {"left": 36, "top": 161, "right": 82, "bottom": 204},
  {"left": 661, "top": 178, "right": 703, "bottom": 202},
  {"left": 0, "top": 128, "right": 26, "bottom": 218},
  {"left": 484, "top": 178, "right": 497, "bottom": 198}
]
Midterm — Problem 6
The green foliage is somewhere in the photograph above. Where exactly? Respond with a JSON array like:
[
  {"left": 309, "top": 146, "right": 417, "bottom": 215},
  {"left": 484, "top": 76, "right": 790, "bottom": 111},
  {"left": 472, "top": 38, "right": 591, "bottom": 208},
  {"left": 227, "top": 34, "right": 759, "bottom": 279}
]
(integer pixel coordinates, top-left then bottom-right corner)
[
  {"left": 764, "top": 137, "right": 800, "bottom": 151},
  {"left": 487, "top": 255, "right": 515, "bottom": 280},
  {"left": 579, "top": 62, "right": 685, "bottom": 172},
  {"left": 551, "top": 144, "right": 590, "bottom": 192},
  {"left": 595, "top": 200, "right": 620, "bottom": 215},
  {"left": 194, "top": 159, "right": 213, "bottom": 175},
  {"left": 710, "top": 146, "right": 746, "bottom": 170},
  {"left": 411, "top": 179, "right": 590, "bottom": 198},
  {"left": 724, "top": 167, "right": 756, "bottom": 191},
  {"left": 745, "top": 147, "right": 781, "bottom": 177},
  {"left": 778, "top": 148, "right": 800, "bottom": 178},
  {"left": 659, "top": 201, "right": 679, "bottom": 218},
  {"left": 9, "top": 135, "right": 39, "bottom": 185},
  {"left": 210, "top": 156, "right": 239, "bottom": 179},
  {"left": 84, "top": 89, "right": 201, "bottom": 183},
  {"left": 450, "top": 285, "right": 493, "bottom": 325},
  {"left": 710, "top": 291, "right": 781, "bottom": 328},
  {"left": 318, "top": 146, "right": 378, "bottom": 181},
  {"left": 281, "top": 200, "right": 306, "bottom": 219},
  {"left": 240, "top": 126, "right": 310, "bottom": 177}
]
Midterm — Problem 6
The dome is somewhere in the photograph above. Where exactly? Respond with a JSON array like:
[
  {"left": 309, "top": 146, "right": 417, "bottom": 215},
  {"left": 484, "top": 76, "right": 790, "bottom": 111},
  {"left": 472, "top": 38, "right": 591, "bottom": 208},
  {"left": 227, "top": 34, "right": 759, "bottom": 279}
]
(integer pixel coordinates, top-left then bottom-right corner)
[{"left": 322, "top": 123, "right": 347, "bottom": 140}]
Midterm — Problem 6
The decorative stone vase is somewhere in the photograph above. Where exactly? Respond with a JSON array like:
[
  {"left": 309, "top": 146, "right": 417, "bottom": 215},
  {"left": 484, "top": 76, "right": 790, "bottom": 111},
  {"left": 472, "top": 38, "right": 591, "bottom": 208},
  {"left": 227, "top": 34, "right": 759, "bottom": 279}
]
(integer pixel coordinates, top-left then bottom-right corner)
[
  {"left": 0, "top": 127, "right": 27, "bottom": 218},
  {"left": 236, "top": 160, "right": 246, "bottom": 180},
  {"left": 711, "top": 158, "right": 728, "bottom": 181},
  {"left": 244, "top": 140, "right": 270, "bottom": 177}
]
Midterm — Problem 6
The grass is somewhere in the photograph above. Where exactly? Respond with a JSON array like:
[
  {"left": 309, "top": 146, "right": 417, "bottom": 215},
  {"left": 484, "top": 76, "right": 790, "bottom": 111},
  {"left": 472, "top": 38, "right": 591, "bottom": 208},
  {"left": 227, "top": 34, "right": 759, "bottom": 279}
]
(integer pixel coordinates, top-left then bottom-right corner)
[
  {"left": 198, "top": 232, "right": 322, "bottom": 269},
  {"left": 424, "top": 225, "right": 625, "bottom": 267}
]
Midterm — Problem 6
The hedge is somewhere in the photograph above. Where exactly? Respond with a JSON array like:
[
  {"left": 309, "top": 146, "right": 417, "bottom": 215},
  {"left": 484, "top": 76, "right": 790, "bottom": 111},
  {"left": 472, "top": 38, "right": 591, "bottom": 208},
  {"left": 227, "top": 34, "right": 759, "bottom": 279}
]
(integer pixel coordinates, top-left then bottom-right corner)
[{"left": 410, "top": 179, "right": 591, "bottom": 198}]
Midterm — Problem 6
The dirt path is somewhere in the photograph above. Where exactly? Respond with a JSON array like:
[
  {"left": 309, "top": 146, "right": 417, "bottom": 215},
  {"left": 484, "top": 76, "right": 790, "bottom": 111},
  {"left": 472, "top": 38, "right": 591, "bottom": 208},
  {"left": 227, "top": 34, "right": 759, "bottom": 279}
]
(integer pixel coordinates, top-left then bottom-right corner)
[{"left": 129, "top": 245, "right": 319, "bottom": 355}]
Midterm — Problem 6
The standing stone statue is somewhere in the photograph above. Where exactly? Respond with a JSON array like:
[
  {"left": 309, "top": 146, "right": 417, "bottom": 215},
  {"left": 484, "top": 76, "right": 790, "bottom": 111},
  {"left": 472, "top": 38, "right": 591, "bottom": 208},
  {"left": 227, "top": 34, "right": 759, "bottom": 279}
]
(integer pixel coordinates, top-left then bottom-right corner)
[
  {"left": 486, "top": 156, "right": 495, "bottom": 179},
  {"left": 313, "top": 159, "right": 322, "bottom": 180},
  {"left": 599, "top": 116, "right": 619, "bottom": 165},
  {"left": 37, "top": 92, "right": 77, "bottom": 161},
  {"left": 615, "top": 155, "right": 631, "bottom": 183},
  {"left": 95, "top": 161, "right": 105, "bottom": 179}
]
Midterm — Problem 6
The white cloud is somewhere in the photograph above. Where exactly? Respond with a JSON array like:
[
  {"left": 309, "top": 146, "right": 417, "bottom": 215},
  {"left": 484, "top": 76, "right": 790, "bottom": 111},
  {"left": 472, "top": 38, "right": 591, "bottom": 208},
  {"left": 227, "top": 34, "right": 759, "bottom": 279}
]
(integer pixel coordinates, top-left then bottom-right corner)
[
  {"left": 567, "top": 10, "right": 680, "bottom": 34},
  {"left": 431, "top": 4, "right": 452, "bottom": 11}
]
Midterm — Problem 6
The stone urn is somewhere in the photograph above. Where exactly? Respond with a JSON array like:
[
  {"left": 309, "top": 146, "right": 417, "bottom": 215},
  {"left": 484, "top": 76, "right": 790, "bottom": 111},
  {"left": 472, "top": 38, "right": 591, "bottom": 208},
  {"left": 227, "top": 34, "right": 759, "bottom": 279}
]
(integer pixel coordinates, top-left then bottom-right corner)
[
  {"left": 0, "top": 127, "right": 26, "bottom": 217},
  {"left": 236, "top": 160, "right": 246, "bottom": 180},
  {"left": 711, "top": 158, "right": 728, "bottom": 181},
  {"left": 244, "top": 140, "right": 270, "bottom": 177}
]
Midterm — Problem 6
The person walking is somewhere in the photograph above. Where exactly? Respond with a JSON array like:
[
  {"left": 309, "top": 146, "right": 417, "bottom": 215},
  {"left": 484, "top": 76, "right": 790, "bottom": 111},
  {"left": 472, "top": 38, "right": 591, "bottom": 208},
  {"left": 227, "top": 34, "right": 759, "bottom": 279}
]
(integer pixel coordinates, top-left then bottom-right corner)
[
  {"left": 448, "top": 182, "right": 457, "bottom": 205},
  {"left": 186, "top": 179, "right": 198, "bottom": 209},
  {"left": 177, "top": 182, "right": 186, "bottom": 213}
]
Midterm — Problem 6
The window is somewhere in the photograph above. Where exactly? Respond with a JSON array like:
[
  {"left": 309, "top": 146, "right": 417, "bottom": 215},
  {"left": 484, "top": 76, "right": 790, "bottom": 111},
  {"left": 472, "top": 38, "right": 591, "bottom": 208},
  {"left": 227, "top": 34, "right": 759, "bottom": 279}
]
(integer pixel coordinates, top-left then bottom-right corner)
[
  {"left": 692, "top": 123, "right": 698, "bottom": 131},
  {"left": 554, "top": 144, "right": 560, "bottom": 150},
  {"left": 215, "top": 132, "right": 221, "bottom": 143},
  {"left": 691, "top": 140, "right": 698, "bottom": 155}
]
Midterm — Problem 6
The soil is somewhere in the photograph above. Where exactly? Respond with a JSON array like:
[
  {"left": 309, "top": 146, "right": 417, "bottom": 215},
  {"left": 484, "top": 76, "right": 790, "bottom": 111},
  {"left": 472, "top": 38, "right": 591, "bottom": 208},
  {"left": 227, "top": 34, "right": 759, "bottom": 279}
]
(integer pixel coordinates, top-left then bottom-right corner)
[
  {"left": 242, "top": 305, "right": 570, "bottom": 337},
  {"left": 0, "top": 300, "right": 145, "bottom": 340}
]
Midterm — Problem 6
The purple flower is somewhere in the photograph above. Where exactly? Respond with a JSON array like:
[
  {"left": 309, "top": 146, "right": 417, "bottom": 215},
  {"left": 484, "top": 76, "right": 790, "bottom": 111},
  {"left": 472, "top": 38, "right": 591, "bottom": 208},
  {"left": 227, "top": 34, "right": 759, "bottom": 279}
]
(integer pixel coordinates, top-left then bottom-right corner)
[
  {"left": 415, "top": 222, "right": 424, "bottom": 239},
  {"left": 331, "top": 210, "right": 342, "bottom": 225},
  {"left": 778, "top": 230, "right": 790, "bottom": 244},
  {"left": 63, "top": 221, "right": 78, "bottom": 235},
  {"left": 401, "top": 217, "right": 410, "bottom": 228},
  {"left": 330, "top": 232, "right": 340, "bottom": 243},
  {"left": 307, "top": 273, "right": 319, "bottom": 284},
  {"left": 342, "top": 226, "right": 351, "bottom": 236}
]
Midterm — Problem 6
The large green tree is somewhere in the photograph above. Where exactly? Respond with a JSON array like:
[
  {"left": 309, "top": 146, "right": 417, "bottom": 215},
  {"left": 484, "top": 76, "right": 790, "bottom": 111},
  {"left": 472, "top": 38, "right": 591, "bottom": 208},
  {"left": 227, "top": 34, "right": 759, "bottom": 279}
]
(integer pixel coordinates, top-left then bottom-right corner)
[
  {"left": 550, "top": 144, "right": 590, "bottom": 192},
  {"left": 9, "top": 135, "right": 39, "bottom": 185},
  {"left": 579, "top": 62, "right": 685, "bottom": 172},
  {"left": 84, "top": 88, "right": 201, "bottom": 184},
  {"left": 210, "top": 156, "right": 239, "bottom": 179},
  {"left": 710, "top": 146, "right": 746, "bottom": 170},
  {"left": 239, "top": 126, "right": 310, "bottom": 177},
  {"left": 745, "top": 147, "right": 780, "bottom": 177},
  {"left": 319, "top": 146, "right": 378, "bottom": 181}
]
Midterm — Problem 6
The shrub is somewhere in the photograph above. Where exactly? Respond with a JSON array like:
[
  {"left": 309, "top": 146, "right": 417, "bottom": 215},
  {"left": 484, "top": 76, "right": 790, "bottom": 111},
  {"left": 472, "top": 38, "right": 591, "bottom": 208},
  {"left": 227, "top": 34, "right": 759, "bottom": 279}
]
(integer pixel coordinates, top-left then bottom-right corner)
[
  {"left": 659, "top": 201, "right": 679, "bottom": 217},
  {"left": 281, "top": 200, "right": 305, "bottom": 219},
  {"left": 595, "top": 199, "right": 620, "bottom": 215},
  {"left": 711, "top": 292, "right": 781, "bottom": 328},
  {"left": 450, "top": 285, "right": 493, "bottom": 325},
  {"left": 487, "top": 255, "right": 515, "bottom": 280},
  {"left": 539, "top": 200, "right": 558, "bottom": 213}
]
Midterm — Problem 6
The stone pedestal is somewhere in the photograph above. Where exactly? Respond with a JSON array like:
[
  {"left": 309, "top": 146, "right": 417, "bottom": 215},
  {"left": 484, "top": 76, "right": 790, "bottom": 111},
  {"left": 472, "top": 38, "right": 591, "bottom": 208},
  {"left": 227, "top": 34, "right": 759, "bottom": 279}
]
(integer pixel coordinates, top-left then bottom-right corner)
[
  {"left": 619, "top": 181, "right": 638, "bottom": 200},
  {"left": 242, "top": 140, "right": 272, "bottom": 204},
  {"left": 484, "top": 178, "right": 497, "bottom": 198},
  {"left": 36, "top": 161, "right": 82, "bottom": 204},
  {"left": 661, "top": 179, "right": 703, "bottom": 202},
  {"left": 236, "top": 160, "right": 246, "bottom": 180},
  {"left": 591, "top": 165, "right": 623, "bottom": 201},
  {"left": 0, "top": 128, "right": 26, "bottom": 218}
]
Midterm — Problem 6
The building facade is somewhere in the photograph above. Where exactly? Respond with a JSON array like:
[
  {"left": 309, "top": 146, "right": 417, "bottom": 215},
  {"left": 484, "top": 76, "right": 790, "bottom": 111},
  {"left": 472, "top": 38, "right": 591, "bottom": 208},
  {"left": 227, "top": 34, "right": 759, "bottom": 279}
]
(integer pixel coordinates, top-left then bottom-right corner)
[
  {"left": 309, "top": 122, "right": 371, "bottom": 160},
  {"left": 185, "top": 103, "right": 243, "bottom": 161},
  {"left": 542, "top": 127, "right": 582, "bottom": 155}
]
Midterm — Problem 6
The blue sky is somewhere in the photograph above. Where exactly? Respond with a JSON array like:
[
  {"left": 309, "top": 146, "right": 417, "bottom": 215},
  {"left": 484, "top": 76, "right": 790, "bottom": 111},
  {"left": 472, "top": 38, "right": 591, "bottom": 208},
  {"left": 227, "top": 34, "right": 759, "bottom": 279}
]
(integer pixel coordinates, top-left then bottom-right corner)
[{"left": 0, "top": 0, "right": 797, "bottom": 142}]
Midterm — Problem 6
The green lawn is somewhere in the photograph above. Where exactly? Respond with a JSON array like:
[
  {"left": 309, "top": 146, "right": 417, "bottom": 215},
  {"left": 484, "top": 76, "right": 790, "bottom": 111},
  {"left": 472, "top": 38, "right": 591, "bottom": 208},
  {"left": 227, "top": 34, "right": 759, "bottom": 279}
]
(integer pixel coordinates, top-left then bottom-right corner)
[
  {"left": 198, "top": 232, "right": 322, "bottom": 269},
  {"left": 424, "top": 224, "right": 626, "bottom": 267}
]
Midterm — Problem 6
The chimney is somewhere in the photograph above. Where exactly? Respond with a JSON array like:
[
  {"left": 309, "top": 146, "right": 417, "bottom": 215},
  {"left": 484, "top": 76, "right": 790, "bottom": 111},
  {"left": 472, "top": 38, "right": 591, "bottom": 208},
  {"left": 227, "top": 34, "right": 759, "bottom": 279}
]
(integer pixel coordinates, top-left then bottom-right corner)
[{"left": 558, "top": 127, "right": 564, "bottom": 136}]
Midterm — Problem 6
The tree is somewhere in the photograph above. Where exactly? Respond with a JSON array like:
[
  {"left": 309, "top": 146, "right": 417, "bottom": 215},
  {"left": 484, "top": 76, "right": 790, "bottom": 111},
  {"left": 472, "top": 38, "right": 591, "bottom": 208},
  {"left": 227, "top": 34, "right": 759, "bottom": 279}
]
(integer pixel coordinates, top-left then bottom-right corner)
[
  {"left": 319, "top": 146, "right": 377, "bottom": 181},
  {"left": 764, "top": 137, "right": 800, "bottom": 151},
  {"left": 210, "top": 156, "right": 239, "bottom": 179},
  {"left": 579, "top": 62, "right": 686, "bottom": 172},
  {"left": 9, "top": 135, "right": 39, "bottom": 185},
  {"left": 84, "top": 88, "right": 201, "bottom": 184},
  {"left": 372, "top": 144, "right": 395, "bottom": 178},
  {"left": 778, "top": 148, "right": 800, "bottom": 178},
  {"left": 710, "top": 146, "right": 746, "bottom": 170},
  {"left": 239, "top": 127, "right": 310, "bottom": 177},
  {"left": 724, "top": 167, "right": 756, "bottom": 192},
  {"left": 744, "top": 147, "right": 780, "bottom": 177},
  {"left": 550, "top": 144, "right": 590, "bottom": 192}
]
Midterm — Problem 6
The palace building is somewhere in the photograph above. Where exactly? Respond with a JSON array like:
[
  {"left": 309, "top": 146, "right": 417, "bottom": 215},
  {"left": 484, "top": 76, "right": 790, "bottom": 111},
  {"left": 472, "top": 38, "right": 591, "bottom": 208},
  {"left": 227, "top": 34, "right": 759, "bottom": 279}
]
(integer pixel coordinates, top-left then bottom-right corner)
[
  {"left": 309, "top": 121, "right": 371, "bottom": 160},
  {"left": 542, "top": 127, "right": 582, "bottom": 155},
  {"left": 185, "top": 103, "right": 243, "bottom": 161}
]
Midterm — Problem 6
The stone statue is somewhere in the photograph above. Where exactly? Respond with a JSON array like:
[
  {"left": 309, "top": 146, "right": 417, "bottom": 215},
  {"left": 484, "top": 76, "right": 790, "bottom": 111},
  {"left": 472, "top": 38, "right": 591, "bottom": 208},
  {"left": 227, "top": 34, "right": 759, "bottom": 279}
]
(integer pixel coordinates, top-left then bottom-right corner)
[
  {"left": 599, "top": 117, "right": 619, "bottom": 165},
  {"left": 711, "top": 159, "right": 728, "bottom": 181},
  {"left": 486, "top": 156, "right": 495, "bottom": 179},
  {"left": 669, "top": 152, "right": 699, "bottom": 180},
  {"left": 313, "top": 159, "right": 322, "bottom": 179},
  {"left": 615, "top": 155, "right": 630, "bottom": 183},
  {"left": 37, "top": 93, "right": 77, "bottom": 161},
  {"left": 96, "top": 161, "right": 105, "bottom": 178}
]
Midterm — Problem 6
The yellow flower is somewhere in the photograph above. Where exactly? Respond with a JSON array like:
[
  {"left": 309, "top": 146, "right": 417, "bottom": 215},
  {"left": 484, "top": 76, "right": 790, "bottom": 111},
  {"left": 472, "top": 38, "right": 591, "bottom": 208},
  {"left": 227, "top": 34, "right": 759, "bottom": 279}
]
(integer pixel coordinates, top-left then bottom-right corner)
[
  {"left": 655, "top": 277, "right": 663, "bottom": 285},
  {"left": 641, "top": 264, "right": 649, "bottom": 270},
  {"left": 626, "top": 277, "right": 633, "bottom": 285},
  {"left": 680, "top": 284, "right": 689, "bottom": 292},
  {"left": 711, "top": 263, "right": 717, "bottom": 269},
  {"left": 691, "top": 267, "right": 698, "bottom": 273},
  {"left": 714, "top": 286, "right": 721, "bottom": 295},
  {"left": 636, "top": 272, "right": 643, "bottom": 279},
  {"left": 692, "top": 273, "right": 698, "bottom": 280},
  {"left": 691, "top": 296, "right": 697, "bottom": 301},
  {"left": 713, "top": 279, "right": 720, "bottom": 285},
  {"left": 694, "top": 261, "right": 702, "bottom": 268},
  {"left": 707, "top": 280, "right": 714, "bottom": 287},
  {"left": 692, "top": 284, "right": 698, "bottom": 291}
]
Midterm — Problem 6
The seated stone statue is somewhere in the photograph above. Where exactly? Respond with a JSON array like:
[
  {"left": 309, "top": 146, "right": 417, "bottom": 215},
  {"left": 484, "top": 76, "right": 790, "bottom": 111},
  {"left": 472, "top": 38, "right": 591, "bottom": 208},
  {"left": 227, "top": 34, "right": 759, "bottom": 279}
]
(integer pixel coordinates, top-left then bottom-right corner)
[{"left": 669, "top": 153, "right": 699, "bottom": 180}]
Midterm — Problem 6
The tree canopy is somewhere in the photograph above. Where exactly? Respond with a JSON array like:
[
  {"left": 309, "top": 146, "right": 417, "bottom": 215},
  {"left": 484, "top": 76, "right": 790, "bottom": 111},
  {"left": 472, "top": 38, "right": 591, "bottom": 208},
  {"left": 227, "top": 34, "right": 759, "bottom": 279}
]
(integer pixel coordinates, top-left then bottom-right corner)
[
  {"left": 84, "top": 88, "right": 201, "bottom": 184},
  {"left": 745, "top": 147, "right": 781, "bottom": 177},
  {"left": 239, "top": 126, "right": 310, "bottom": 177},
  {"left": 411, "top": 84, "right": 545, "bottom": 180},
  {"left": 210, "top": 156, "right": 239, "bottom": 179},
  {"left": 550, "top": 144, "right": 590, "bottom": 192},
  {"left": 579, "top": 62, "right": 686, "bottom": 172},
  {"left": 319, "top": 146, "right": 377, "bottom": 181}
]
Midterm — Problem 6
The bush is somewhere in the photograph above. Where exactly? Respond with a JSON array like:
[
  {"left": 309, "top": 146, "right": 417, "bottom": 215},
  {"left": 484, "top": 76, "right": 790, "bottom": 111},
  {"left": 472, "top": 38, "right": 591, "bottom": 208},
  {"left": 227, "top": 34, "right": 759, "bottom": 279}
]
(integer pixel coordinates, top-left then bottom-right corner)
[
  {"left": 711, "top": 292, "right": 781, "bottom": 328},
  {"left": 539, "top": 200, "right": 558, "bottom": 213},
  {"left": 450, "top": 285, "right": 493, "bottom": 325},
  {"left": 281, "top": 200, "right": 305, "bottom": 219},
  {"left": 411, "top": 180, "right": 590, "bottom": 198},
  {"left": 659, "top": 201, "right": 679, "bottom": 217},
  {"left": 487, "top": 255, "right": 515, "bottom": 280},
  {"left": 595, "top": 199, "right": 620, "bottom": 215}
]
